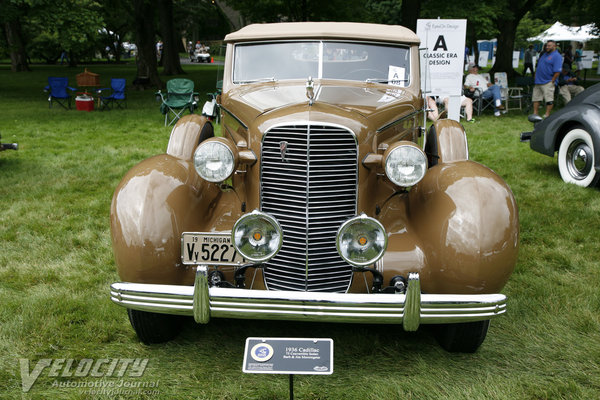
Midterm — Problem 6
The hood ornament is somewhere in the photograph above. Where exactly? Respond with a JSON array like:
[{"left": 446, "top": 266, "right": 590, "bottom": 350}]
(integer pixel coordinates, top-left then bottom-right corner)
[
  {"left": 279, "top": 141, "right": 289, "bottom": 162},
  {"left": 306, "top": 76, "right": 314, "bottom": 106}
]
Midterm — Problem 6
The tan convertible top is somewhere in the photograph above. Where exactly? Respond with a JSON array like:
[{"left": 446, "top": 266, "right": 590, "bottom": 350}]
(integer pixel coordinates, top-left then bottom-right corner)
[{"left": 224, "top": 22, "right": 420, "bottom": 45}]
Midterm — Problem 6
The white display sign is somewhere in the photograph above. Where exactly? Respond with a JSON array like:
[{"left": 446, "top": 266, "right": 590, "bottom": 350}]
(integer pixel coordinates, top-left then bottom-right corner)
[
  {"left": 582, "top": 51, "right": 594, "bottom": 69},
  {"left": 513, "top": 51, "right": 520, "bottom": 69},
  {"left": 417, "top": 19, "right": 467, "bottom": 122},
  {"left": 478, "top": 51, "right": 489, "bottom": 68},
  {"left": 417, "top": 19, "right": 467, "bottom": 97}
]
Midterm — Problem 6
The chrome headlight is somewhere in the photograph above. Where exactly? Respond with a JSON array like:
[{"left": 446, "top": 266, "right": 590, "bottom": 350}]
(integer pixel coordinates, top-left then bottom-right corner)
[
  {"left": 384, "top": 142, "right": 427, "bottom": 187},
  {"left": 232, "top": 210, "right": 283, "bottom": 263},
  {"left": 336, "top": 214, "right": 387, "bottom": 267},
  {"left": 193, "top": 139, "right": 236, "bottom": 182}
]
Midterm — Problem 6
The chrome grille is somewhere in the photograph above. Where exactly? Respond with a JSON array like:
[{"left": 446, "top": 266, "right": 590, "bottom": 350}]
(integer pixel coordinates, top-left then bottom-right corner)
[{"left": 261, "top": 124, "right": 357, "bottom": 292}]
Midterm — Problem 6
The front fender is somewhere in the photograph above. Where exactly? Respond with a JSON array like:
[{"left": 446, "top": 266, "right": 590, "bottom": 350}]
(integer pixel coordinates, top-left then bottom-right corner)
[
  {"left": 110, "top": 154, "right": 221, "bottom": 285},
  {"left": 530, "top": 105, "right": 600, "bottom": 167},
  {"left": 405, "top": 160, "right": 519, "bottom": 294},
  {"left": 166, "top": 114, "right": 213, "bottom": 161}
]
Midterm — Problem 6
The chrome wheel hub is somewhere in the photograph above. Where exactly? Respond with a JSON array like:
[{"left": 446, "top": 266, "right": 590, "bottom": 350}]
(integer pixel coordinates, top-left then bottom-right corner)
[{"left": 566, "top": 139, "right": 593, "bottom": 180}]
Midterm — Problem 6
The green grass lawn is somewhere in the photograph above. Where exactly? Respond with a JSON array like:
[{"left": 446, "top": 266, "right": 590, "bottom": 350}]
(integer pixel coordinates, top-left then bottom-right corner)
[{"left": 1, "top": 63, "right": 599, "bottom": 399}]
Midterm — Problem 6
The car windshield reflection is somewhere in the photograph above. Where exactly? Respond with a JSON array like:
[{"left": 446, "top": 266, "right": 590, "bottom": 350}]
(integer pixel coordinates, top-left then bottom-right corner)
[{"left": 233, "top": 41, "right": 410, "bottom": 85}]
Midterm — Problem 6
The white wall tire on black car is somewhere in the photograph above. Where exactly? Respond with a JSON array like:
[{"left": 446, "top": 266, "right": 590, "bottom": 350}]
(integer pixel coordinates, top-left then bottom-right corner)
[{"left": 558, "top": 128, "right": 599, "bottom": 187}]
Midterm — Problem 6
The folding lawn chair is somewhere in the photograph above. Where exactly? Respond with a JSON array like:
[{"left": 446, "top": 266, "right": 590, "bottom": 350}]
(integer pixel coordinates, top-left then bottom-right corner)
[
  {"left": 514, "top": 76, "right": 534, "bottom": 114},
  {"left": 97, "top": 78, "right": 127, "bottom": 110},
  {"left": 156, "top": 79, "right": 198, "bottom": 126},
  {"left": 44, "top": 77, "right": 76, "bottom": 109},
  {"left": 494, "top": 72, "right": 524, "bottom": 112}
]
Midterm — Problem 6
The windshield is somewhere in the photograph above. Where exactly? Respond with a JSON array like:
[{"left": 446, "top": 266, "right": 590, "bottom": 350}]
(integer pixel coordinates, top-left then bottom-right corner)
[{"left": 233, "top": 41, "right": 410, "bottom": 86}]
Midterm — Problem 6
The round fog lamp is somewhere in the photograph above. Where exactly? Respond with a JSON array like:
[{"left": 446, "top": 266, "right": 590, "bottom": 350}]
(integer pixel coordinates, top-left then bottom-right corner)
[
  {"left": 336, "top": 214, "right": 387, "bottom": 267},
  {"left": 384, "top": 144, "right": 427, "bottom": 187},
  {"left": 232, "top": 210, "right": 283, "bottom": 263},
  {"left": 193, "top": 140, "right": 235, "bottom": 183}
]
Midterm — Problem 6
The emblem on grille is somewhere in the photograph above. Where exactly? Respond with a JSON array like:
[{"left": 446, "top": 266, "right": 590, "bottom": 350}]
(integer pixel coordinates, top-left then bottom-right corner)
[{"left": 279, "top": 141, "right": 288, "bottom": 162}]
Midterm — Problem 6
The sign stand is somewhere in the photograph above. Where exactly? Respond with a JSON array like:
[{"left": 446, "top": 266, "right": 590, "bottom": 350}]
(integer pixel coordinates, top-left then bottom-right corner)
[{"left": 243, "top": 337, "right": 333, "bottom": 399}]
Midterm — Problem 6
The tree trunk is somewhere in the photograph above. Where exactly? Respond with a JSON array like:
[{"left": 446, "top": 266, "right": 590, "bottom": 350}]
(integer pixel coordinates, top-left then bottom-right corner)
[
  {"left": 400, "top": 0, "right": 421, "bottom": 33},
  {"left": 214, "top": 0, "right": 244, "bottom": 31},
  {"left": 490, "top": 0, "right": 539, "bottom": 79},
  {"left": 158, "top": 0, "right": 184, "bottom": 75},
  {"left": 491, "top": 19, "right": 518, "bottom": 77},
  {"left": 4, "top": 19, "right": 30, "bottom": 72},
  {"left": 133, "top": 0, "right": 163, "bottom": 89}
]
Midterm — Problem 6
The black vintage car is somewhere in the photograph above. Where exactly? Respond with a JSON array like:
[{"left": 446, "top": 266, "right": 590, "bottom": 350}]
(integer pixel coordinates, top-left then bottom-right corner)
[{"left": 521, "top": 83, "right": 600, "bottom": 187}]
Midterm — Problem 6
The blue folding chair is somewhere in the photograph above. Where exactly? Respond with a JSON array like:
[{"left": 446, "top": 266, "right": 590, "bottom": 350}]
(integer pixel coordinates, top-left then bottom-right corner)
[
  {"left": 44, "top": 77, "right": 76, "bottom": 109},
  {"left": 97, "top": 78, "right": 127, "bottom": 110}
]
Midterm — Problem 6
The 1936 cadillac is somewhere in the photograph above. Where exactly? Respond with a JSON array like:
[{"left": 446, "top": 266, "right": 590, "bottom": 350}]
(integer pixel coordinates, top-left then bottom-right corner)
[{"left": 110, "top": 22, "right": 518, "bottom": 352}]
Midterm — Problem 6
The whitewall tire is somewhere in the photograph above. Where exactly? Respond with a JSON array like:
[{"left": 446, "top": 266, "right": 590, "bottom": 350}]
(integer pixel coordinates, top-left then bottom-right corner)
[{"left": 557, "top": 128, "right": 599, "bottom": 187}]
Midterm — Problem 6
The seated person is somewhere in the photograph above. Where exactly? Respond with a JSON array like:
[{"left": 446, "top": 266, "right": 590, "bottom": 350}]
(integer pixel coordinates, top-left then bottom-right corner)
[
  {"left": 463, "top": 63, "right": 504, "bottom": 117},
  {"left": 426, "top": 96, "right": 439, "bottom": 121},
  {"left": 558, "top": 66, "right": 585, "bottom": 104},
  {"left": 443, "top": 96, "right": 475, "bottom": 123},
  {"left": 427, "top": 96, "right": 475, "bottom": 123}
]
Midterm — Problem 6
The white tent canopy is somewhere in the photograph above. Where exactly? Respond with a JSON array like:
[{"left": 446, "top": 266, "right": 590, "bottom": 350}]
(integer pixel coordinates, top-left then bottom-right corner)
[{"left": 528, "top": 21, "right": 599, "bottom": 42}]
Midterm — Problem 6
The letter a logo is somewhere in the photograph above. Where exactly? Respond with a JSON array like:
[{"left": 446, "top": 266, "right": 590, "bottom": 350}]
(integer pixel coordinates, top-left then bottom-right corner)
[{"left": 433, "top": 35, "right": 448, "bottom": 51}]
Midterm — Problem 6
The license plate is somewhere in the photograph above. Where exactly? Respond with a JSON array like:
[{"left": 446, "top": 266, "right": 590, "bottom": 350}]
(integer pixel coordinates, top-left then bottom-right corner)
[{"left": 181, "top": 232, "right": 245, "bottom": 266}]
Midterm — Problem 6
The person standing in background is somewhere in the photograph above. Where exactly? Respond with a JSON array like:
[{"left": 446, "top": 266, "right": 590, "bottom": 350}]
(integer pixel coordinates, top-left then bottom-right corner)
[
  {"left": 532, "top": 40, "right": 562, "bottom": 118},
  {"left": 523, "top": 45, "right": 535, "bottom": 76},
  {"left": 574, "top": 43, "right": 584, "bottom": 76}
]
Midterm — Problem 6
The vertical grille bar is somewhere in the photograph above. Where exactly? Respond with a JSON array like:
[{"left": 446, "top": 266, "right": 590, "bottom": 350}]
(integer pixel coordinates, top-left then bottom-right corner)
[{"left": 261, "top": 124, "right": 357, "bottom": 292}]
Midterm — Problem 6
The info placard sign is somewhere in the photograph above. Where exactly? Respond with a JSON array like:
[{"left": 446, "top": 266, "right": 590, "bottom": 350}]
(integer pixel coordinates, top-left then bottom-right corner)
[
  {"left": 417, "top": 19, "right": 467, "bottom": 98},
  {"left": 243, "top": 338, "right": 333, "bottom": 375}
]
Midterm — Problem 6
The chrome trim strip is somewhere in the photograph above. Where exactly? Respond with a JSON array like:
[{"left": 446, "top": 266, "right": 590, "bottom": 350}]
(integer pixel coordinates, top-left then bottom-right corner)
[
  {"left": 220, "top": 106, "right": 248, "bottom": 129},
  {"left": 110, "top": 273, "right": 507, "bottom": 327},
  {"left": 376, "top": 109, "right": 421, "bottom": 133}
]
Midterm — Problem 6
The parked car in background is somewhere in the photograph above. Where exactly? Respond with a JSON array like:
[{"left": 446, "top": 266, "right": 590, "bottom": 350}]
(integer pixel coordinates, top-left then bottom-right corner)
[
  {"left": 110, "top": 22, "right": 519, "bottom": 352},
  {"left": 1, "top": 133, "right": 17, "bottom": 152},
  {"left": 521, "top": 83, "right": 600, "bottom": 187}
]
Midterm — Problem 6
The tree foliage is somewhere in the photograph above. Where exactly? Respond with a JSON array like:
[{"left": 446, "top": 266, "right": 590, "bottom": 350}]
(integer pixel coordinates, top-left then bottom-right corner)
[
  {"left": 222, "top": 0, "right": 367, "bottom": 23},
  {"left": 26, "top": 0, "right": 104, "bottom": 65},
  {"left": 2, "top": 0, "right": 592, "bottom": 80}
]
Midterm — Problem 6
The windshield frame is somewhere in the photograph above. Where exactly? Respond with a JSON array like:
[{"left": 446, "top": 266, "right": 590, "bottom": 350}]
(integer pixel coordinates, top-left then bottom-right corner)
[{"left": 231, "top": 40, "right": 411, "bottom": 86}]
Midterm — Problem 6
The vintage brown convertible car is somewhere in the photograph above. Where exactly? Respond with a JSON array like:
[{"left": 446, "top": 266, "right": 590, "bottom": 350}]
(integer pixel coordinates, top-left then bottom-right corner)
[{"left": 110, "top": 22, "right": 519, "bottom": 352}]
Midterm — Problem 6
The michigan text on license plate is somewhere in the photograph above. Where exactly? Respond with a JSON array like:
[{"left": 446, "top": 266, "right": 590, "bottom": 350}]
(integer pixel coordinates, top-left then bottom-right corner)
[{"left": 181, "top": 232, "right": 245, "bottom": 265}]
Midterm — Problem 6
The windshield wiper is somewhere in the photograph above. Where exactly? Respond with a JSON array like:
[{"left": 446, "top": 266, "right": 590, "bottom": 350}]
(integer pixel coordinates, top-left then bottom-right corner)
[
  {"left": 366, "top": 78, "right": 409, "bottom": 84},
  {"left": 235, "top": 77, "right": 277, "bottom": 84}
]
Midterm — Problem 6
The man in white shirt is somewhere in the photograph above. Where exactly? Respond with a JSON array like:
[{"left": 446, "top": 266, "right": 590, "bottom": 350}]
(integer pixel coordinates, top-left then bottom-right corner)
[{"left": 464, "top": 63, "right": 504, "bottom": 117}]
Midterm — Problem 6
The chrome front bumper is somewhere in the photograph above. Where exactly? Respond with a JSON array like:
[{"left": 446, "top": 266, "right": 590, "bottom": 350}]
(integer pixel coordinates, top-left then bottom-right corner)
[{"left": 110, "top": 268, "right": 507, "bottom": 331}]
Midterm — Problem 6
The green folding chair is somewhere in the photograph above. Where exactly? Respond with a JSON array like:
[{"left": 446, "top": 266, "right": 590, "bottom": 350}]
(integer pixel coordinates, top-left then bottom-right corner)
[{"left": 156, "top": 79, "right": 198, "bottom": 126}]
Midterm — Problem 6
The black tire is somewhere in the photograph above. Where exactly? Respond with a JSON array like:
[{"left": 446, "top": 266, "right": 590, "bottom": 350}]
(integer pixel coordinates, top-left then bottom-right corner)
[
  {"left": 199, "top": 122, "right": 214, "bottom": 143},
  {"left": 557, "top": 128, "right": 599, "bottom": 187},
  {"left": 433, "top": 320, "right": 490, "bottom": 353},
  {"left": 127, "top": 309, "right": 184, "bottom": 344},
  {"left": 424, "top": 124, "right": 440, "bottom": 167}
]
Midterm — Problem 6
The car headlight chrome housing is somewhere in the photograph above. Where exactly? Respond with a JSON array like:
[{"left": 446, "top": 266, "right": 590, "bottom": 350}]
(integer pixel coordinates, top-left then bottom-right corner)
[
  {"left": 232, "top": 210, "right": 283, "bottom": 263},
  {"left": 383, "top": 142, "right": 427, "bottom": 187},
  {"left": 336, "top": 214, "right": 387, "bottom": 267},
  {"left": 193, "top": 138, "right": 237, "bottom": 182}
]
